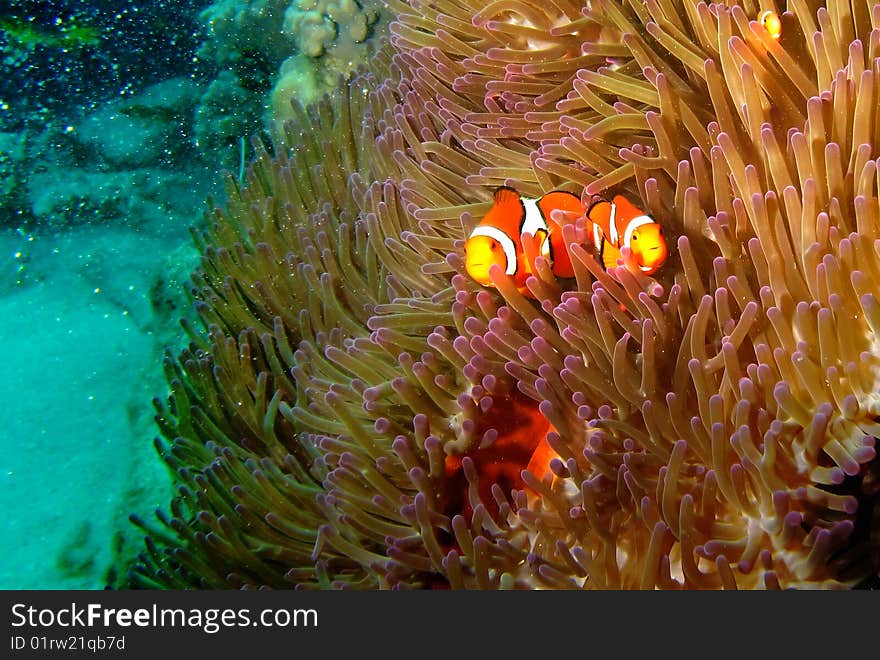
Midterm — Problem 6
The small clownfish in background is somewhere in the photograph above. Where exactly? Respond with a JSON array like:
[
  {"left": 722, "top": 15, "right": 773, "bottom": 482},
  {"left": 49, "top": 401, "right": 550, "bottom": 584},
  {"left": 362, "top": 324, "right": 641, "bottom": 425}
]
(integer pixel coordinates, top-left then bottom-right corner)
[
  {"left": 464, "top": 186, "right": 583, "bottom": 297},
  {"left": 586, "top": 194, "right": 668, "bottom": 275},
  {"left": 759, "top": 10, "right": 782, "bottom": 40},
  {"left": 440, "top": 388, "right": 560, "bottom": 524}
]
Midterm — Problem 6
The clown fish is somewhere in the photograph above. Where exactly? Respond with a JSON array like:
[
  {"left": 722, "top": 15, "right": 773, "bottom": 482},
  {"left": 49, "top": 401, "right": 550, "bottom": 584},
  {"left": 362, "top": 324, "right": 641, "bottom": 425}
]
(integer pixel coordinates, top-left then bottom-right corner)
[
  {"left": 464, "top": 186, "right": 583, "bottom": 296},
  {"left": 586, "top": 194, "right": 668, "bottom": 275},
  {"left": 441, "top": 388, "right": 559, "bottom": 523},
  {"left": 759, "top": 10, "right": 782, "bottom": 40}
]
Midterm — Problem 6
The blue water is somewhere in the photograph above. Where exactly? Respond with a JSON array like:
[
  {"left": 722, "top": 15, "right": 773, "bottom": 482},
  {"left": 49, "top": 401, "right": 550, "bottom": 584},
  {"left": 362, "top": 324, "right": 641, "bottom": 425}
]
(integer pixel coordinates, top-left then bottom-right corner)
[
  {"left": 0, "top": 0, "right": 221, "bottom": 588},
  {"left": 1, "top": 0, "right": 208, "bottom": 128}
]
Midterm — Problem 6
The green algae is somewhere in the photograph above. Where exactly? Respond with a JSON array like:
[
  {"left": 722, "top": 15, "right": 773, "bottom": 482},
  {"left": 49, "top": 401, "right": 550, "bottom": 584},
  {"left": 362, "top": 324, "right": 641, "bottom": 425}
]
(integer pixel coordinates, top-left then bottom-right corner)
[{"left": 0, "top": 17, "right": 101, "bottom": 51}]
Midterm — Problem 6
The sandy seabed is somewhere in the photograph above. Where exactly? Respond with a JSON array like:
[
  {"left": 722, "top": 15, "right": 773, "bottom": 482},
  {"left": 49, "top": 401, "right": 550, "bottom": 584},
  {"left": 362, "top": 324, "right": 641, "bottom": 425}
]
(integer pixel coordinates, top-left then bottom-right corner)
[{"left": 0, "top": 224, "right": 192, "bottom": 589}]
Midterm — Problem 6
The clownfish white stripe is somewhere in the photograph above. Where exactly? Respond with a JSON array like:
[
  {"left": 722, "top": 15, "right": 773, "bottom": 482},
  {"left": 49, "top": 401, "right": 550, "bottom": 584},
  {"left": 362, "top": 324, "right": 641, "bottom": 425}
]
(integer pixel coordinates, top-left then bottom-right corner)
[
  {"left": 469, "top": 225, "right": 518, "bottom": 275},
  {"left": 622, "top": 214, "right": 655, "bottom": 248},
  {"left": 523, "top": 197, "right": 551, "bottom": 260},
  {"left": 593, "top": 222, "right": 603, "bottom": 249},
  {"left": 607, "top": 203, "right": 619, "bottom": 245},
  {"left": 521, "top": 198, "right": 548, "bottom": 238}
]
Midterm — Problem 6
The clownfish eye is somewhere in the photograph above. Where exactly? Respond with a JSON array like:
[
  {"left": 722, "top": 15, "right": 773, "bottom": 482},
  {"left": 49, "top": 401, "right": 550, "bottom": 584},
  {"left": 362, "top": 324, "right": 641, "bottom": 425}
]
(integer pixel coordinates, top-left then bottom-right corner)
[
  {"left": 491, "top": 240, "right": 498, "bottom": 249},
  {"left": 632, "top": 233, "right": 639, "bottom": 241}
]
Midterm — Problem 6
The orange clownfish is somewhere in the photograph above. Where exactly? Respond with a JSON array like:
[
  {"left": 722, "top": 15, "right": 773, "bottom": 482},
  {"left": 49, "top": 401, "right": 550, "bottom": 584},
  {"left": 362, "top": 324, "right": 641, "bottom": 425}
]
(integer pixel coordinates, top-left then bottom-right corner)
[
  {"left": 586, "top": 194, "right": 668, "bottom": 275},
  {"left": 759, "top": 10, "right": 782, "bottom": 40},
  {"left": 441, "top": 388, "right": 559, "bottom": 523},
  {"left": 464, "top": 186, "right": 583, "bottom": 296}
]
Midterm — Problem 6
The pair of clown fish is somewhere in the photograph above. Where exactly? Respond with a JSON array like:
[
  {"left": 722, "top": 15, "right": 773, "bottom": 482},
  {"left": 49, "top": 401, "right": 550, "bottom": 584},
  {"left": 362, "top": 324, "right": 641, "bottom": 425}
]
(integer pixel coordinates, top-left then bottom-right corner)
[
  {"left": 464, "top": 186, "right": 668, "bottom": 296},
  {"left": 463, "top": 9, "right": 784, "bottom": 295}
]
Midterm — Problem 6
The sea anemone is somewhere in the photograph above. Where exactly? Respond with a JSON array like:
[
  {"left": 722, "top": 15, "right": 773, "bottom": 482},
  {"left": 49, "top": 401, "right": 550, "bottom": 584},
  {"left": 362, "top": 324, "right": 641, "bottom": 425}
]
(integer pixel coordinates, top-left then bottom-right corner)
[{"left": 131, "top": 0, "right": 880, "bottom": 589}]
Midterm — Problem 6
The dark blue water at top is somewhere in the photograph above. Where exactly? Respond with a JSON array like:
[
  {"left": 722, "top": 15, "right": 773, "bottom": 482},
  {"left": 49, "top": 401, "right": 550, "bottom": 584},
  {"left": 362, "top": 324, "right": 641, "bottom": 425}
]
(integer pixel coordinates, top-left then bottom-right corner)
[{"left": 1, "top": 0, "right": 212, "bottom": 131}]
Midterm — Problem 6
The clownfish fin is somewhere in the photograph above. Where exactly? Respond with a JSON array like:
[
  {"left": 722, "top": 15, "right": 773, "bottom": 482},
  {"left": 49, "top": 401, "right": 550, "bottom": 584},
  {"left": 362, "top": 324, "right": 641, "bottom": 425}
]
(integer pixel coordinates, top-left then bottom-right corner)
[
  {"left": 477, "top": 186, "right": 525, "bottom": 239},
  {"left": 534, "top": 228, "right": 550, "bottom": 263},
  {"left": 519, "top": 228, "right": 547, "bottom": 277},
  {"left": 483, "top": 186, "right": 526, "bottom": 235},
  {"left": 493, "top": 186, "right": 524, "bottom": 211},
  {"left": 601, "top": 242, "right": 620, "bottom": 270},
  {"left": 537, "top": 191, "right": 584, "bottom": 226}
]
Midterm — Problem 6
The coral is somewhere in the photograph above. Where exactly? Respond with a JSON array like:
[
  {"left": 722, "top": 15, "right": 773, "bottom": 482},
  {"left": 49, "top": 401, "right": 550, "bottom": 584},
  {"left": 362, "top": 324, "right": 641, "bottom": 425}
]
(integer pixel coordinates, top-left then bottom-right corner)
[
  {"left": 283, "top": 0, "right": 379, "bottom": 57},
  {"left": 132, "top": 0, "right": 880, "bottom": 589},
  {"left": 196, "top": 0, "right": 389, "bottom": 133}
]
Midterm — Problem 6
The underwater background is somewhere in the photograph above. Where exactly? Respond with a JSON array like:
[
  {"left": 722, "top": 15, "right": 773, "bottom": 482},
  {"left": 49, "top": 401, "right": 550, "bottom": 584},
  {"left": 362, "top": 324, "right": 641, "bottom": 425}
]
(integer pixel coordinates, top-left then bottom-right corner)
[
  {"left": 4, "top": 0, "right": 879, "bottom": 590},
  {"left": 0, "top": 0, "right": 384, "bottom": 588}
]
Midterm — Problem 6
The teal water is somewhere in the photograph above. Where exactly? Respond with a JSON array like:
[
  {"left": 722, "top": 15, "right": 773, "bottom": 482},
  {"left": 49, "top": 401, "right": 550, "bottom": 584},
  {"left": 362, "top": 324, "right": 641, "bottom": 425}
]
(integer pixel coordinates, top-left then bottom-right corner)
[
  {"left": 1, "top": 0, "right": 233, "bottom": 588},
  {"left": 1, "top": 0, "right": 386, "bottom": 588}
]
